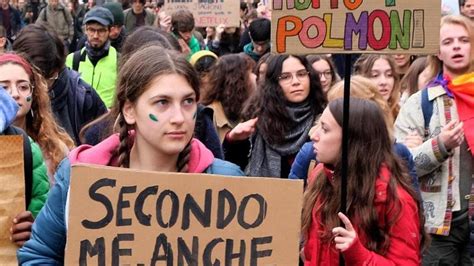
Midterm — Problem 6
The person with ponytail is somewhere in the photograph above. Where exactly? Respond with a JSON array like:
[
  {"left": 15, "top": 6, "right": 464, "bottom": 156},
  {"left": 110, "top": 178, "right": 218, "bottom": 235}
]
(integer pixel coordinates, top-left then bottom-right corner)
[
  {"left": 18, "top": 45, "right": 243, "bottom": 264},
  {"left": 301, "top": 98, "right": 426, "bottom": 265},
  {"left": 0, "top": 53, "right": 74, "bottom": 181}
]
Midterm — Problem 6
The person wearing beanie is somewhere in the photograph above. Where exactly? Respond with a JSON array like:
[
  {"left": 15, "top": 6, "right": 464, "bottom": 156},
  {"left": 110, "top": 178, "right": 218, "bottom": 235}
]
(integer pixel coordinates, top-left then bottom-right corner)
[
  {"left": 103, "top": 2, "right": 126, "bottom": 52},
  {"left": 243, "top": 17, "right": 271, "bottom": 63},
  {"left": 65, "top": 6, "right": 118, "bottom": 108},
  {"left": 123, "top": 0, "right": 155, "bottom": 33}
]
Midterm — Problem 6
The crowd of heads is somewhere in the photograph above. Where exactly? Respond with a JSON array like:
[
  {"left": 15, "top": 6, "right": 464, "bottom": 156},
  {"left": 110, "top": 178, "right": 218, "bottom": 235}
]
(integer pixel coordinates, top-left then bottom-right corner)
[{"left": 0, "top": 1, "right": 473, "bottom": 264}]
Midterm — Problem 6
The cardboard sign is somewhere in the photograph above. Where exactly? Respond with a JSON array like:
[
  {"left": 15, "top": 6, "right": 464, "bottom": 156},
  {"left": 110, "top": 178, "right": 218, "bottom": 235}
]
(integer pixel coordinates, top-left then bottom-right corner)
[
  {"left": 0, "top": 136, "right": 25, "bottom": 266},
  {"left": 163, "top": 0, "right": 240, "bottom": 27},
  {"left": 65, "top": 165, "right": 303, "bottom": 265},
  {"left": 272, "top": 0, "right": 441, "bottom": 54}
]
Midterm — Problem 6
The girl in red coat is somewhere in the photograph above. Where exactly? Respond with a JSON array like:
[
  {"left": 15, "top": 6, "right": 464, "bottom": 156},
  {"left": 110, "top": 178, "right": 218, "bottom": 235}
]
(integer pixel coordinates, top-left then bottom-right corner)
[{"left": 301, "top": 98, "right": 427, "bottom": 265}]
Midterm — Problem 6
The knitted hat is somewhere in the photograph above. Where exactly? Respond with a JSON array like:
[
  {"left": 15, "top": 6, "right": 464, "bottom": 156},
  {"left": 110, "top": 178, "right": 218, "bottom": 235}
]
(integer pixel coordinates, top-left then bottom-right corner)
[
  {"left": 103, "top": 2, "right": 124, "bottom": 26},
  {"left": 189, "top": 50, "right": 217, "bottom": 66}
]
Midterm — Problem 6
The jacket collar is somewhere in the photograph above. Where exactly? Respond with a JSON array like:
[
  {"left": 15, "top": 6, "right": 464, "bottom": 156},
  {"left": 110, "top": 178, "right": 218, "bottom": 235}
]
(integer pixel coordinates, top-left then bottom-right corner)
[
  {"left": 427, "top": 85, "right": 446, "bottom": 101},
  {"left": 210, "top": 101, "right": 232, "bottom": 128}
]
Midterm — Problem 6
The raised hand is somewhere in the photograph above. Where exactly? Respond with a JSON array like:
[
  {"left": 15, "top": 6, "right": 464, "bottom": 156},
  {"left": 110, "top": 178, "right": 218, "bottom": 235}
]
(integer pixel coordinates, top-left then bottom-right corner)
[
  {"left": 439, "top": 120, "right": 464, "bottom": 150},
  {"left": 332, "top": 212, "right": 357, "bottom": 252},
  {"left": 227, "top": 117, "right": 258, "bottom": 141}
]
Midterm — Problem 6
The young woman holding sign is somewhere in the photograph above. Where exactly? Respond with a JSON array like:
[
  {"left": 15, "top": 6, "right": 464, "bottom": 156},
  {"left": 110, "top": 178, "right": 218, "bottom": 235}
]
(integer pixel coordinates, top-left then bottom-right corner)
[
  {"left": 18, "top": 46, "right": 244, "bottom": 264},
  {"left": 301, "top": 98, "right": 427, "bottom": 265}
]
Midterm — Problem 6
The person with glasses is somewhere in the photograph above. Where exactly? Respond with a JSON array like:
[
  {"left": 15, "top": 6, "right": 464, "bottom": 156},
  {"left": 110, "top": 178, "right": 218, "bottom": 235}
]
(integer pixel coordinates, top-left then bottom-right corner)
[
  {"left": 65, "top": 7, "right": 118, "bottom": 108},
  {"left": 307, "top": 55, "right": 341, "bottom": 95},
  {"left": 0, "top": 53, "right": 74, "bottom": 247},
  {"left": 224, "top": 54, "right": 326, "bottom": 178},
  {"left": 0, "top": 52, "right": 74, "bottom": 180},
  {"left": 74, "top": 2, "right": 127, "bottom": 53}
]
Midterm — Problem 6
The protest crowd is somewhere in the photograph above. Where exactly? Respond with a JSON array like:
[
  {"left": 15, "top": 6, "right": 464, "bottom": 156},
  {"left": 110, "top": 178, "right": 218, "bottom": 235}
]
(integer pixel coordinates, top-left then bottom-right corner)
[{"left": 0, "top": 0, "right": 473, "bottom": 264}]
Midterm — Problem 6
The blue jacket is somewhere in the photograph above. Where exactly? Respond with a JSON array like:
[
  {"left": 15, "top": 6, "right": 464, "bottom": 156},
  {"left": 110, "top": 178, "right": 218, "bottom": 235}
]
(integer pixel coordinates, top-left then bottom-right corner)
[
  {"left": 289, "top": 141, "right": 420, "bottom": 193},
  {"left": 18, "top": 155, "right": 243, "bottom": 264}
]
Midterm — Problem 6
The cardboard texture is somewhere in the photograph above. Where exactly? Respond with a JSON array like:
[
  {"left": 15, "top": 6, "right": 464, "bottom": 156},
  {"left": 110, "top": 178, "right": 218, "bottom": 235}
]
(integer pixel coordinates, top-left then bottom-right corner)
[
  {"left": 271, "top": 0, "right": 441, "bottom": 54},
  {"left": 0, "top": 135, "right": 25, "bottom": 265},
  {"left": 163, "top": 0, "right": 240, "bottom": 27},
  {"left": 65, "top": 164, "right": 303, "bottom": 265}
]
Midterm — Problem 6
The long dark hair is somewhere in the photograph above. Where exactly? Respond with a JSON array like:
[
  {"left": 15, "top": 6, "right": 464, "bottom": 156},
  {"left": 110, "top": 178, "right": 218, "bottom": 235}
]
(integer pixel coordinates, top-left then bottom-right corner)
[
  {"left": 301, "top": 98, "right": 427, "bottom": 254},
  {"left": 306, "top": 54, "right": 341, "bottom": 87},
  {"left": 201, "top": 53, "right": 255, "bottom": 123},
  {"left": 244, "top": 54, "right": 326, "bottom": 144}
]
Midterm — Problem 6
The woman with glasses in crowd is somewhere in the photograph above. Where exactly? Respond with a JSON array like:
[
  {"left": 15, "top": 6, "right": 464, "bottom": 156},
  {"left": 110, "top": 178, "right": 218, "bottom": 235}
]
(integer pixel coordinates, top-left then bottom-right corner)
[
  {"left": 306, "top": 55, "right": 340, "bottom": 96},
  {"left": 224, "top": 54, "right": 326, "bottom": 178},
  {"left": 0, "top": 53, "right": 74, "bottom": 180},
  {"left": 0, "top": 53, "right": 63, "bottom": 248}
]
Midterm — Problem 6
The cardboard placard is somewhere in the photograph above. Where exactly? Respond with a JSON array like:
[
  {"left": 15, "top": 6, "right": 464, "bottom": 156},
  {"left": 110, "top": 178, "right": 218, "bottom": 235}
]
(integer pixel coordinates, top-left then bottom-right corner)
[
  {"left": 271, "top": 0, "right": 441, "bottom": 54},
  {"left": 65, "top": 165, "right": 303, "bottom": 265},
  {"left": 163, "top": 0, "right": 240, "bottom": 27},
  {"left": 0, "top": 135, "right": 25, "bottom": 266}
]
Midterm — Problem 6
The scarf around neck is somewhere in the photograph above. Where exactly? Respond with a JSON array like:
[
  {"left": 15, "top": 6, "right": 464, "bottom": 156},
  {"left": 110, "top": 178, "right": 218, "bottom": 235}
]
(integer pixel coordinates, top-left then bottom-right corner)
[
  {"left": 245, "top": 100, "right": 315, "bottom": 178},
  {"left": 447, "top": 72, "right": 474, "bottom": 156},
  {"left": 85, "top": 40, "right": 110, "bottom": 65}
]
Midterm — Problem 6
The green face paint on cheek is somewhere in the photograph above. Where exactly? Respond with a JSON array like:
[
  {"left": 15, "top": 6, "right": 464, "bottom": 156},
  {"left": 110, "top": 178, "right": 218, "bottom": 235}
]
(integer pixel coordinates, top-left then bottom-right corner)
[
  {"left": 26, "top": 95, "right": 32, "bottom": 102},
  {"left": 149, "top": 113, "right": 159, "bottom": 122}
]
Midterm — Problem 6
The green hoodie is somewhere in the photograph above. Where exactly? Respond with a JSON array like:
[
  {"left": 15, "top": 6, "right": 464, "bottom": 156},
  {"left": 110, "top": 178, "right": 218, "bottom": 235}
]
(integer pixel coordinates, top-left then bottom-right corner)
[
  {"left": 243, "top": 42, "right": 265, "bottom": 63},
  {"left": 29, "top": 139, "right": 49, "bottom": 218}
]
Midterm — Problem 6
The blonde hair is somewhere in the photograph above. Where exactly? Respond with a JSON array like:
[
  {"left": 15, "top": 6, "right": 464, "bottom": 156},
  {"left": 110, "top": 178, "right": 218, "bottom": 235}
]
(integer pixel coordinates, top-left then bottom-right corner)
[
  {"left": 440, "top": 15, "right": 474, "bottom": 72},
  {"left": 423, "top": 15, "right": 474, "bottom": 84},
  {"left": 327, "top": 75, "right": 394, "bottom": 138}
]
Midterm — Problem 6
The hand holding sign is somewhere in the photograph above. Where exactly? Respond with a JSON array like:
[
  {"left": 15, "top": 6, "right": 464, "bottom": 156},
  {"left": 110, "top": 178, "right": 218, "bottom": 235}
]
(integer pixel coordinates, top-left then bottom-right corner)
[
  {"left": 332, "top": 212, "right": 357, "bottom": 252},
  {"left": 10, "top": 211, "right": 34, "bottom": 247}
]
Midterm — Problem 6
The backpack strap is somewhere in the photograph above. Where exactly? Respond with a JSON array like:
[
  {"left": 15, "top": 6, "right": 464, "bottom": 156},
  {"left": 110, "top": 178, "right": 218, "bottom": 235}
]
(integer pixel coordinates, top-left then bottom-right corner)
[
  {"left": 3, "top": 126, "right": 32, "bottom": 210},
  {"left": 72, "top": 49, "right": 86, "bottom": 72},
  {"left": 421, "top": 88, "right": 433, "bottom": 138},
  {"left": 42, "top": 7, "right": 47, "bottom": 22}
]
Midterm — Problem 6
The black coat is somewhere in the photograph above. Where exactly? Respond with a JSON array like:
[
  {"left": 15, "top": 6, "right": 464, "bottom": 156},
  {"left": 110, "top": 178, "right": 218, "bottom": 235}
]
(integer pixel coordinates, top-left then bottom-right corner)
[{"left": 0, "top": 5, "right": 23, "bottom": 40}]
